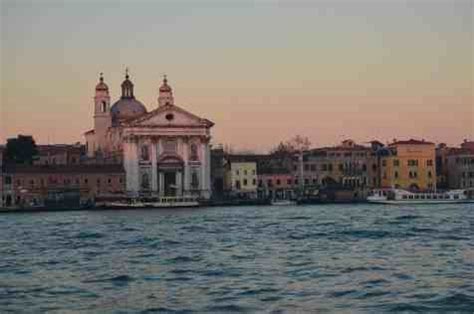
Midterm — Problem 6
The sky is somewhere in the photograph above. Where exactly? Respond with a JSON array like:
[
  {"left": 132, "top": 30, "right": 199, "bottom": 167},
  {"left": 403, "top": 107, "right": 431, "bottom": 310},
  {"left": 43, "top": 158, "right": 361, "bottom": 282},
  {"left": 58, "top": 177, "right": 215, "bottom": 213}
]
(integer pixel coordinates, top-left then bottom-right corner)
[{"left": 1, "top": 0, "right": 473, "bottom": 152}]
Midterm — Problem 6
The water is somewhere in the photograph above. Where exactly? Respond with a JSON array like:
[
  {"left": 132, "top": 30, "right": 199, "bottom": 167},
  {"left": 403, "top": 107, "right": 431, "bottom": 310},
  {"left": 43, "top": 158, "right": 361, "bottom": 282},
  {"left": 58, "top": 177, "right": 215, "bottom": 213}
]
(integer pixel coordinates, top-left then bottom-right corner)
[{"left": 1, "top": 204, "right": 473, "bottom": 313}]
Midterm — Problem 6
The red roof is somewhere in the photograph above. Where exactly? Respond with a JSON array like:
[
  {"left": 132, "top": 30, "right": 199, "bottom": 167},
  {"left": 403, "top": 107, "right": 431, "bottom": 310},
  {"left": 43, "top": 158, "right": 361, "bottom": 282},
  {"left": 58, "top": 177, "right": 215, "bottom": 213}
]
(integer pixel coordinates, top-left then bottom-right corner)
[{"left": 390, "top": 139, "right": 434, "bottom": 146}]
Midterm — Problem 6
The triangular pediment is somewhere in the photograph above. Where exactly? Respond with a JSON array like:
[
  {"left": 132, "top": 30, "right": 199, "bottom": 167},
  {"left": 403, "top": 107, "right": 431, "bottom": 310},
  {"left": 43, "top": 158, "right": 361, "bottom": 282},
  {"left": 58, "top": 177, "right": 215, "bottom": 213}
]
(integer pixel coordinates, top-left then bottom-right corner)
[{"left": 125, "top": 104, "right": 214, "bottom": 128}]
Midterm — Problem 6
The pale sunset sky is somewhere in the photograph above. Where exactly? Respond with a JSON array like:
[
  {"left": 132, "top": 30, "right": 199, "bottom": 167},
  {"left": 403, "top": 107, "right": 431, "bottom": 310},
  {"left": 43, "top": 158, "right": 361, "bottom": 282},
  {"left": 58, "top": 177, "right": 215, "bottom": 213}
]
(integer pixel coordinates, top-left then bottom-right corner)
[{"left": 1, "top": 0, "right": 473, "bottom": 152}]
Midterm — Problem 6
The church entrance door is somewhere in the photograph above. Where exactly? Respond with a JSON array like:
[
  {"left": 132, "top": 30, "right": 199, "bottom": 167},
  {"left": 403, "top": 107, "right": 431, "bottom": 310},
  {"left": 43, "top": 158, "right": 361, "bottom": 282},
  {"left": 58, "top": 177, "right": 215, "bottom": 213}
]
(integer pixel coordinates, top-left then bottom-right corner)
[{"left": 164, "top": 171, "right": 177, "bottom": 197}]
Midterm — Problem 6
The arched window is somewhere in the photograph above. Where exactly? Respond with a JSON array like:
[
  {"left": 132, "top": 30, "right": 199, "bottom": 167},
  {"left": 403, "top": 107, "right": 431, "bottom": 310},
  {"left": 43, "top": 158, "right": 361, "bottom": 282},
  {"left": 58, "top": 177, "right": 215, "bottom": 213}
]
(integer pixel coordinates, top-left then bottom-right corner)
[
  {"left": 141, "top": 173, "right": 150, "bottom": 189},
  {"left": 141, "top": 145, "right": 149, "bottom": 161},
  {"left": 190, "top": 143, "right": 198, "bottom": 161},
  {"left": 102, "top": 101, "right": 107, "bottom": 113}
]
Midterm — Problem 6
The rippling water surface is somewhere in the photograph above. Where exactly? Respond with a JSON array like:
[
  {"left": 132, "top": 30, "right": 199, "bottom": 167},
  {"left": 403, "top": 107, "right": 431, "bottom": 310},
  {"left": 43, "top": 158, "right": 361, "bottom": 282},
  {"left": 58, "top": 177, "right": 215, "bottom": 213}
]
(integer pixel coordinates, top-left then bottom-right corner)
[{"left": 1, "top": 204, "right": 474, "bottom": 313}]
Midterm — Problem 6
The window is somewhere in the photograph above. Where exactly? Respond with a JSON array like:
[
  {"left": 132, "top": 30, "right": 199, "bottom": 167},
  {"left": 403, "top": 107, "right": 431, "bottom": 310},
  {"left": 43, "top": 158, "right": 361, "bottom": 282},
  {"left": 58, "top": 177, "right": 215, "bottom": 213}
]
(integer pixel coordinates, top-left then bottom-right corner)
[
  {"left": 427, "top": 159, "right": 433, "bottom": 166},
  {"left": 102, "top": 101, "right": 107, "bottom": 113},
  {"left": 276, "top": 179, "right": 281, "bottom": 186},
  {"left": 408, "top": 160, "right": 418, "bottom": 167},
  {"left": 394, "top": 171, "right": 399, "bottom": 179},
  {"left": 339, "top": 164, "right": 344, "bottom": 171},
  {"left": 236, "top": 170, "right": 240, "bottom": 176},
  {"left": 108, "top": 178, "right": 112, "bottom": 184},
  {"left": 305, "top": 178, "right": 309, "bottom": 185},
  {"left": 84, "top": 178, "right": 88, "bottom": 184},
  {"left": 428, "top": 171, "right": 432, "bottom": 178},
  {"left": 310, "top": 164, "right": 316, "bottom": 172},
  {"left": 328, "top": 164, "right": 333, "bottom": 172},
  {"left": 252, "top": 179, "right": 256, "bottom": 185},
  {"left": 267, "top": 179, "right": 273, "bottom": 187},
  {"left": 235, "top": 180, "right": 241, "bottom": 189},
  {"left": 5, "top": 176, "right": 12, "bottom": 184},
  {"left": 393, "top": 159, "right": 400, "bottom": 167},
  {"left": 252, "top": 170, "right": 256, "bottom": 175},
  {"left": 244, "top": 170, "right": 248, "bottom": 175},
  {"left": 382, "top": 160, "right": 387, "bottom": 167},
  {"left": 243, "top": 179, "right": 248, "bottom": 186},
  {"left": 362, "top": 164, "right": 367, "bottom": 172}
]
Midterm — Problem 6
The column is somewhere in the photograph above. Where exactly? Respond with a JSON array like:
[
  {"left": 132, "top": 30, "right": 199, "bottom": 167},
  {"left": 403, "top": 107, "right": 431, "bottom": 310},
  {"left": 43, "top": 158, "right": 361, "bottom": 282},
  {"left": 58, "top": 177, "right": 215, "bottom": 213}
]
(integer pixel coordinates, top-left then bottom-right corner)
[
  {"left": 151, "top": 139, "right": 158, "bottom": 194},
  {"left": 176, "top": 171, "right": 182, "bottom": 196},
  {"left": 159, "top": 172, "right": 164, "bottom": 196},
  {"left": 183, "top": 138, "right": 190, "bottom": 196},
  {"left": 124, "top": 139, "right": 139, "bottom": 196}
]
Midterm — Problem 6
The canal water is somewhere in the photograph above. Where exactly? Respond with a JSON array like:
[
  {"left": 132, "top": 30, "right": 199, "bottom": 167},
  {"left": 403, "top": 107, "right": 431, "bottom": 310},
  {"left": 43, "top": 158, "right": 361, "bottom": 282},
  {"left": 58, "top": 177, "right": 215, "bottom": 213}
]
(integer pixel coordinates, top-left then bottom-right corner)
[{"left": 1, "top": 204, "right": 473, "bottom": 313}]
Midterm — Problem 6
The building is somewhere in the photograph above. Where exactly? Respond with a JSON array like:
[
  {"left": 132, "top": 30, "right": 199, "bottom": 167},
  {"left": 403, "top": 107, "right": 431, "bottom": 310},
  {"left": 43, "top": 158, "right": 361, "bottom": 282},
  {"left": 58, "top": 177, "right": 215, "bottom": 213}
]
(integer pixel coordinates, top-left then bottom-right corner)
[
  {"left": 258, "top": 172, "right": 295, "bottom": 200},
  {"left": 293, "top": 140, "right": 378, "bottom": 192},
  {"left": 444, "top": 141, "right": 474, "bottom": 192},
  {"left": 2, "top": 164, "right": 125, "bottom": 208},
  {"left": 0, "top": 145, "right": 4, "bottom": 207},
  {"left": 84, "top": 72, "right": 214, "bottom": 199},
  {"left": 34, "top": 144, "right": 85, "bottom": 165},
  {"left": 380, "top": 139, "right": 436, "bottom": 191},
  {"left": 224, "top": 155, "right": 258, "bottom": 198},
  {"left": 210, "top": 146, "right": 226, "bottom": 199}
]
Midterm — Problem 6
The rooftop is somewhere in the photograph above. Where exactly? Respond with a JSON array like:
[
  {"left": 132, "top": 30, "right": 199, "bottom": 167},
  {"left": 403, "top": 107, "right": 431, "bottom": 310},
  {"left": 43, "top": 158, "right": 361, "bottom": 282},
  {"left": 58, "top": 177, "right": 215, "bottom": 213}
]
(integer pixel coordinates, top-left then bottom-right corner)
[
  {"left": 390, "top": 139, "right": 434, "bottom": 146},
  {"left": 4, "top": 164, "right": 124, "bottom": 174}
]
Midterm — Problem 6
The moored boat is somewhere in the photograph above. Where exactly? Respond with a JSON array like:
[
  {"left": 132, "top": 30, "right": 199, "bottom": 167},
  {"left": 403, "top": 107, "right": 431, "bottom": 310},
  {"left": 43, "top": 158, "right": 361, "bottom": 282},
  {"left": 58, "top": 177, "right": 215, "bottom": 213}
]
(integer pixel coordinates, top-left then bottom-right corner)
[
  {"left": 367, "top": 188, "right": 472, "bottom": 204},
  {"left": 271, "top": 199, "right": 297, "bottom": 206},
  {"left": 99, "top": 196, "right": 200, "bottom": 209}
]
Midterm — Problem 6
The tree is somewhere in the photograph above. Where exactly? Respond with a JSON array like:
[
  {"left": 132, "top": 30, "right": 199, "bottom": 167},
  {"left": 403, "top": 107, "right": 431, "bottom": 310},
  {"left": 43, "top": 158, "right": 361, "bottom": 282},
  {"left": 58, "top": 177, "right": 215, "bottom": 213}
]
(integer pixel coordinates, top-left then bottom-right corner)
[
  {"left": 5, "top": 135, "right": 39, "bottom": 165},
  {"left": 268, "top": 135, "right": 312, "bottom": 173},
  {"left": 270, "top": 135, "right": 311, "bottom": 155}
]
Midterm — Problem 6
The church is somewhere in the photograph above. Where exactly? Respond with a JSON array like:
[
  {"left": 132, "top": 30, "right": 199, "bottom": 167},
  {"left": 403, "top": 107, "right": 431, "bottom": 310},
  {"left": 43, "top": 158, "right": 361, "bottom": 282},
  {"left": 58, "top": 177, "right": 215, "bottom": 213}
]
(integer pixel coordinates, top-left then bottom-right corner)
[{"left": 84, "top": 71, "right": 214, "bottom": 199}]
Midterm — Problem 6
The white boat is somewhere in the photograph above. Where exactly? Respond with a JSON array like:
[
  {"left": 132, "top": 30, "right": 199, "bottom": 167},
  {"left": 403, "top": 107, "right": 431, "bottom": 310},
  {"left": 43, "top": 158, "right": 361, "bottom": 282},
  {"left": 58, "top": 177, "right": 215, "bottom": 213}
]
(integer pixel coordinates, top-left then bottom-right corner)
[
  {"left": 271, "top": 199, "right": 297, "bottom": 206},
  {"left": 102, "top": 197, "right": 200, "bottom": 209},
  {"left": 367, "top": 188, "right": 472, "bottom": 204}
]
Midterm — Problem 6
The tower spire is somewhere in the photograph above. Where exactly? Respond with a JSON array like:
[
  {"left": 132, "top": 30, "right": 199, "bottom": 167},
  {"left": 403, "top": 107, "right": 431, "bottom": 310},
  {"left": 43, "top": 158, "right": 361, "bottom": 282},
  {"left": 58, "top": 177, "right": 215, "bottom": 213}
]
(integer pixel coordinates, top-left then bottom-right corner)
[
  {"left": 121, "top": 67, "right": 134, "bottom": 99},
  {"left": 158, "top": 74, "right": 174, "bottom": 106}
]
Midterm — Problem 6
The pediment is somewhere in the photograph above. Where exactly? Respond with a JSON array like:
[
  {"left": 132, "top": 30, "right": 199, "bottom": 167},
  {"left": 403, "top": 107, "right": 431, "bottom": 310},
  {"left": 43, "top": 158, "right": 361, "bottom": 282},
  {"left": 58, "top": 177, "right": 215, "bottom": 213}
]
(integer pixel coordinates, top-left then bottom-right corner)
[{"left": 126, "top": 104, "right": 214, "bottom": 128}]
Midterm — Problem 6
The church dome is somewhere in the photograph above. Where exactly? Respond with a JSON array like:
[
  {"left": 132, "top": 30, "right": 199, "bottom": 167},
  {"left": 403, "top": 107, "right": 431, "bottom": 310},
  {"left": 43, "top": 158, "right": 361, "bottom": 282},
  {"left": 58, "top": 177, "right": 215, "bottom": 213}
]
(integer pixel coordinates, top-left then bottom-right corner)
[
  {"left": 111, "top": 98, "right": 147, "bottom": 121},
  {"left": 110, "top": 70, "right": 147, "bottom": 123}
]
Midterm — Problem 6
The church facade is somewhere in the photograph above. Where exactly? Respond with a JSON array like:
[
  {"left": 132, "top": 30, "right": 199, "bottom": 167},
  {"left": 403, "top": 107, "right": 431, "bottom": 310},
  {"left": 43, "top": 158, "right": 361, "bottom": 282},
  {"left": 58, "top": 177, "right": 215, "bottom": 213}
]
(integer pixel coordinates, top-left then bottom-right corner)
[{"left": 84, "top": 72, "right": 214, "bottom": 199}]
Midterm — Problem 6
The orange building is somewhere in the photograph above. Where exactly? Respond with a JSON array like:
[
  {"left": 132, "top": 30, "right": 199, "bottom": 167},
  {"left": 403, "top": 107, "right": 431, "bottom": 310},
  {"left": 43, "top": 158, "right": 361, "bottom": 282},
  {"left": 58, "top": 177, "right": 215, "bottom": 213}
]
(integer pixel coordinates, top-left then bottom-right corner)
[{"left": 380, "top": 139, "right": 436, "bottom": 191}]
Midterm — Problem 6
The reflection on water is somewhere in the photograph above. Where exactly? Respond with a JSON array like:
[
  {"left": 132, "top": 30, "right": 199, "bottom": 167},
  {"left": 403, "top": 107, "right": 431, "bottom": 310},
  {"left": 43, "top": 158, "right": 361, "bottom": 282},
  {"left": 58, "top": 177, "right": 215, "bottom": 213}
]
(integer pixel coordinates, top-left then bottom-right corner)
[{"left": 1, "top": 204, "right": 473, "bottom": 312}]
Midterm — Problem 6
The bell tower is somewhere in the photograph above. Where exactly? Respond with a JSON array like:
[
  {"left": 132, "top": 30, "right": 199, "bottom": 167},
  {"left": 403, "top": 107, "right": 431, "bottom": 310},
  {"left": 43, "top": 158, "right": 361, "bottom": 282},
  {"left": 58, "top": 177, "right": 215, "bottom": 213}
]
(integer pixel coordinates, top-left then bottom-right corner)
[
  {"left": 93, "top": 72, "right": 111, "bottom": 153},
  {"left": 158, "top": 75, "right": 174, "bottom": 106}
]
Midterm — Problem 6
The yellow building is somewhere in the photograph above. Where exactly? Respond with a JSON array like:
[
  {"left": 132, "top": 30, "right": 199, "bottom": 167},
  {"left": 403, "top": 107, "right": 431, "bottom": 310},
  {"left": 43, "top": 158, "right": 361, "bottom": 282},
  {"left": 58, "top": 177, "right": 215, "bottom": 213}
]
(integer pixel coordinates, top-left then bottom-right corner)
[
  {"left": 380, "top": 139, "right": 436, "bottom": 191},
  {"left": 224, "top": 156, "right": 258, "bottom": 198}
]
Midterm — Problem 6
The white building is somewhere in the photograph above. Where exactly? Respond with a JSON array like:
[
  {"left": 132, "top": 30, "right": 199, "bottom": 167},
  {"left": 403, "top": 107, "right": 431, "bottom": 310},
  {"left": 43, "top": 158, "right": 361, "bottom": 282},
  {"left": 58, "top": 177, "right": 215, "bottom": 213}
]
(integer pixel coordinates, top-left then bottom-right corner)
[{"left": 84, "top": 71, "right": 214, "bottom": 199}]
